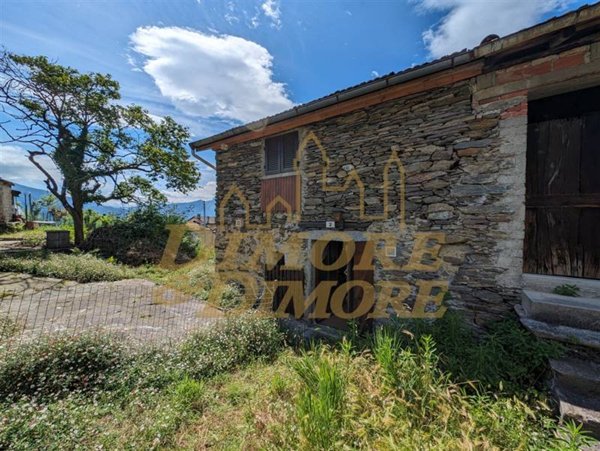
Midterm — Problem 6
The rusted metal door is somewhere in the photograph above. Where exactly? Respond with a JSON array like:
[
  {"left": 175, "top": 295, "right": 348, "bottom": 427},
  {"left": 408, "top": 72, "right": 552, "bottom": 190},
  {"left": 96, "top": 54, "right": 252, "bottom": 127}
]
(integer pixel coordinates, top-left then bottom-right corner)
[{"left": 524, "top": 87, "right": 600, "bottom": 279}]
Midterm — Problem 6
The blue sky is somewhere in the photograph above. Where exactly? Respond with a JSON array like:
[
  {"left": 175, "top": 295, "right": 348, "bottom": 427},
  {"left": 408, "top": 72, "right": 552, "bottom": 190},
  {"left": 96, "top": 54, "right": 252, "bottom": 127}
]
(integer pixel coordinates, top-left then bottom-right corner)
[{"left": 0, "top": 0, "right": 589, "bottom": 202}]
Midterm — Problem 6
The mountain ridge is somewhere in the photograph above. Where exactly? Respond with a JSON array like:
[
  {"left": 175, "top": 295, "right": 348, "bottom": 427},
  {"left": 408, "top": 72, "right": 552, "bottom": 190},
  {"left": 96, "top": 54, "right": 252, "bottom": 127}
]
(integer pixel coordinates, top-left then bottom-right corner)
[{"left": 11, "top": 182, "right": 216, "bottom": 219}]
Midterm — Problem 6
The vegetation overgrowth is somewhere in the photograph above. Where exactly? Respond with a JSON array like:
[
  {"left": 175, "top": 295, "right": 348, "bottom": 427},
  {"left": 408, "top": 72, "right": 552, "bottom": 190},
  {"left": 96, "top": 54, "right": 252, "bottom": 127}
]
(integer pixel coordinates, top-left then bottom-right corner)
[
  {"left": 0, "top": 225, "right": 73, "bottom": 247},
  {"left": 0, "top": 250, "right": 135, "bottom": 283},
  {"left": 81, "top": 206, "right": 200, "bottom": 266},
  {"left": 0, "top": 313, "right": 596, "bottom": 450}
]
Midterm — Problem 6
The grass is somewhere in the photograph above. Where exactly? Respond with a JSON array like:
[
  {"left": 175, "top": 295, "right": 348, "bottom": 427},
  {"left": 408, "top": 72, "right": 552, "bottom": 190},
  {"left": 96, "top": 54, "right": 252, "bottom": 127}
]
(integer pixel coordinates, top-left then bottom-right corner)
[
  {"left": 138, "top": 247, "right": 242, "bottom": 310},
  {"left": 0, "top": 313, "right": 597, "bottom": 450},
  {"left": 0, "top": 225, "right": 73, "bottom": 247},
  {"left": 0, "top": 314, "right": 284, "bottom": 450},
  {"left": 0, "top": 229, "right": 230, "bottom": 307},
  {"left": 553, "top": 284, "right": 581, "bottom": 297},
  {"left": 0, "top": 250, "right": 135, "bottom": 282}
]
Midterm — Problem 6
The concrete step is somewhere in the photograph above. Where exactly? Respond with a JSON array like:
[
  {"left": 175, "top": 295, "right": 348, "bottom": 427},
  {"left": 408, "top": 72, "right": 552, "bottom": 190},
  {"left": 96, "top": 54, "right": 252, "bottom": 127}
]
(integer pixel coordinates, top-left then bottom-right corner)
[
  {"left": 551, "top": 358, "right": 600, "bottom": 398},
  {"left": 521, "top": 290, "right": 600, "bottom": 331},
  {"left": 515, "top": 311, "right": 600, "bottom": 350},
  {"left": 523, "top": 274, "right": 600, "bottom": 299},
  {"left": 554, "top": 385, "right": 600, "bottom": 439}
]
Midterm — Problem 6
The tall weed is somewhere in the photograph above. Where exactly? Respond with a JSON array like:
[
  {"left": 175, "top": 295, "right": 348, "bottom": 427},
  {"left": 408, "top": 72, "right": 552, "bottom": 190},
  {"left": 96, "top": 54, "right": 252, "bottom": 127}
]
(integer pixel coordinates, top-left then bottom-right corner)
[{"left": 292, "top": 350, "right": 346, "bottom": 450}]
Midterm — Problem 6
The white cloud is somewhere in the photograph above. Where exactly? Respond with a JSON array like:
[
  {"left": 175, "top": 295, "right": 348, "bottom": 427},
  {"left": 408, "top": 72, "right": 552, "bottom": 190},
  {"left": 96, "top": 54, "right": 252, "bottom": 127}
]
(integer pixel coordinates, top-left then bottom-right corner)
[
  {"left": 0, "top": 144, "right": 62, "bottom": 189},
  {"left": 261, "top": 0, "right": 282, "bottom": 29},
  {"left": 371, "top": 70, "right": 379, "bottom": 78},
  {"left": 248, "top": 11, "right": 261, "bottom": 28},
  {"left": 225, "top": 1, "right": 239, "bottom": 24},
  {"left": 130, "top": 26, "right": 293, "bottom": 123},
  {"left": 417, "top": 0, "right": 567, "bottom": 58}
]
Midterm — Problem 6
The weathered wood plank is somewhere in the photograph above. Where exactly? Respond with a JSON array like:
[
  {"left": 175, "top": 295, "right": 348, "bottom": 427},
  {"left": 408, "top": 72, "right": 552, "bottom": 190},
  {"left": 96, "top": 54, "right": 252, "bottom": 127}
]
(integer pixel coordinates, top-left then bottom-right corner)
[{"left": 525, "top": 87, "right": 600, "bottom": 279}]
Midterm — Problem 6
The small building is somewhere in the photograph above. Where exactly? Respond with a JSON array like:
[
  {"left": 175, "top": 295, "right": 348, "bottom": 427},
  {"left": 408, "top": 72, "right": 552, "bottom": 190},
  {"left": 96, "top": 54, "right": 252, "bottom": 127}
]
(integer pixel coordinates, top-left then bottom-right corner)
[
  {"left": 0, "top": 178, "right": 21, "bottom": 224},
  {"left": 192, "top": 5, "right": 600, "bottom": 323},
  {"left": 192, "top": 5, "right": 600, "bottom": 432},
  {"left": 192, "top": 6, "right": 600, "bottom": 432}
]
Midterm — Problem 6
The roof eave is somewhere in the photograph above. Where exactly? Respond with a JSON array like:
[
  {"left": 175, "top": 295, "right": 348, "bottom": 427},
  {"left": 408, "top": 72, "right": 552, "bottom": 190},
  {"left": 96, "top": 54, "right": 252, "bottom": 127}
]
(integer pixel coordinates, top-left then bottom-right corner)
[{"left": 190, "top": 3, "right": 600, "bottom": 151}]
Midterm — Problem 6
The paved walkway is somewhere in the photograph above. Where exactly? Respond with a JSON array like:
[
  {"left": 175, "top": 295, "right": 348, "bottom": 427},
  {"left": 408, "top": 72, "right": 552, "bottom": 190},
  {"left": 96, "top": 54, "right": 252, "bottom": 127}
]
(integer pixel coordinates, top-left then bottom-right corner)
[{"left": 0, "top": 272, "right": 223, "bottom": 344}]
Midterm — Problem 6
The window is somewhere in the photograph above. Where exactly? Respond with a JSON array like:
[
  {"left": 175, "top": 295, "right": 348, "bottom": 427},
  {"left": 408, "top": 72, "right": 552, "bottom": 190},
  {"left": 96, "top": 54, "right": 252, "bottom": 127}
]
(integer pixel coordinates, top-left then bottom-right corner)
[{"left": 264, "top": 131, "right": 298, "bottom": 175}]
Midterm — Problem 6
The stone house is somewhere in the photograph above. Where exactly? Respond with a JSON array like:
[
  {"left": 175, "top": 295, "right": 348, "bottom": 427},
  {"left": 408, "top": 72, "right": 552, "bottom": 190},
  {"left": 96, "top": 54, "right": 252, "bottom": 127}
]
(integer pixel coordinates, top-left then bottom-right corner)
[
  {"left": 192, "top": 5, "right": 600, "bottom": 430},
  {"left": 192, "top": 4, "right": 599, "bottom": 328},
  {"left": 190, "top": 6, "right": 600, "bottom": 436},
  {"left": 0, "top": 178, "right": 20, "bottom": 224}
]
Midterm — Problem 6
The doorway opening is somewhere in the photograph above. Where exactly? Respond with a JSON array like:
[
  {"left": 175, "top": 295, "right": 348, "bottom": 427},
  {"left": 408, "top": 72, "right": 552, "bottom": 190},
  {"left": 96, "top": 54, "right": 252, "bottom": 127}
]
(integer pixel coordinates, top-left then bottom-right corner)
[
  {"left": 311, "top": 240, "right": 374, "bottom": 330},
  {"left": 524, "top": 86, "right": 600, "bottom": 279}
]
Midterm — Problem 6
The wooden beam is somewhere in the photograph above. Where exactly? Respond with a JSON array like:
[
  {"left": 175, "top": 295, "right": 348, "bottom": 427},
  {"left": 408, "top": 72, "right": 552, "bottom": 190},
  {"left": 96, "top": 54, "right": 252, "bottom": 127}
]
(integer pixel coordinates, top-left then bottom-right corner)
[{"left": 203, "top": 62, "right": 484, "bottom": 151}]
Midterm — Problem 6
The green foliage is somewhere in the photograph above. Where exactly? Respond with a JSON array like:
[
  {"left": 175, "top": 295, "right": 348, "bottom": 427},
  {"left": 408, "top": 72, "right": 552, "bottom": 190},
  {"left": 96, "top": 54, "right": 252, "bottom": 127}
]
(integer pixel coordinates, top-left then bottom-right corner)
[
  {"left": 550, "top": 421, "right": 598, "bottom": 450},
  {"left": 218, "top": 284, "right": 243, "bottom": 310},
  {"left": 0, "top": 225, "right": 73, "bottom": 247},
  {"left": 0, "top": 52, "right": 199, "bottom": 245},
  {"left": 0, "top": 316, "right": 21, "bottom": 343},
  {"left": 0, "top": 394, "right": 110, "bottom": 450},
  {"left": 293, "top": 350, "right": 347, "bottom": 449},
  {"left": 178, "top": 314, "right": 284, "bottom": 379},
  {"left": 171, "top": 377, "right": 206, "bottom": 413},
  {"left": 0, "top": 315, "right": 596, "bottom": 450},
  {"left": 279, "top": 336, "right": 584, "bottom": 451},
  {"left": 552, "top": 284, "right": 580, "bottom": 297},
  {"left": 82, "top": 209, "right": 116, "bottom": 231},
  {"left": 387, "top": 313, "right": 563, "bottom": 390},
  {"left": 0, "top": 333, "right": 125, "bottom": 402},
  {"left": 0, "top": 315, "right": 287, "bottom": 450},
  {"left": 136, "top": 252, "right": 217, "bottom": 302},
  {"left": 82, "top": 206, "right": 197, "bottom": 265},
  {"left": 0, "top": 222, "right": 24, "bottom": 234},
  {"left": 0, "top": 250, "right": 133, "bottom": 282}
]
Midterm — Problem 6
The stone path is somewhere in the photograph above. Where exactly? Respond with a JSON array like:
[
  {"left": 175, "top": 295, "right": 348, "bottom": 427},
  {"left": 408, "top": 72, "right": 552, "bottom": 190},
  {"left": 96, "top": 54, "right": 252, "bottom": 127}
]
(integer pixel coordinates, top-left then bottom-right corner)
[{"left": 0, "top": 272, "right": 223, "bottom": 345}]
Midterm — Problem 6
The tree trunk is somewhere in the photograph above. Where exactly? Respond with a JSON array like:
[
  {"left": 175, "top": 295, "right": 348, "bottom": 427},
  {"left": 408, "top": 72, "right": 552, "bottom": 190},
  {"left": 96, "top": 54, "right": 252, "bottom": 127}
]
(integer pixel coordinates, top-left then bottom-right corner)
[{"left": 72, "top": 210, "right": 84, "bottom": 247}]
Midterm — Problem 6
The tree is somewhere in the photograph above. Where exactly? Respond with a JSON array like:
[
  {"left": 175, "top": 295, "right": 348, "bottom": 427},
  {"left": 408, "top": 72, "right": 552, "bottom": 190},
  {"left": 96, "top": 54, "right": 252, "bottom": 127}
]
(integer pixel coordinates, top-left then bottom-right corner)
[
  {"left": 37, "top": 193, "right": 57, "bottom": 220},
  {"left": 0, "top": 52, "right": 199, "bottom": 245}
]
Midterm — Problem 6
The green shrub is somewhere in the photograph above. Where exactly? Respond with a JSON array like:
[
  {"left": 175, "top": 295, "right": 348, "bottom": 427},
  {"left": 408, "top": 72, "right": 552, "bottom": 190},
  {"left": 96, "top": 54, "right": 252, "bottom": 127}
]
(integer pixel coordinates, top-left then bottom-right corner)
[
  {"left": 218, "top": 284, "right": 243, "bottom": 310},
  {"left": 82, "top": 206, "right": 198, "bottom": 266},
  {"left": 0, "top": 333, "right": 126, "bottom": 401},
  {"left": 0, "top": 316, "right": 21, "bottom": 343},
  {"left": 178, "top": 314, "right": 284, "bottom": 379},
  {"left": 0, "top": 251, "right": 133, "bottom": 282},
  {"left": 0, "top": 394, "right": 108, "bottom": 450},
  {"left": 387, "top": 313, "right": 562, "bottom": 390}
]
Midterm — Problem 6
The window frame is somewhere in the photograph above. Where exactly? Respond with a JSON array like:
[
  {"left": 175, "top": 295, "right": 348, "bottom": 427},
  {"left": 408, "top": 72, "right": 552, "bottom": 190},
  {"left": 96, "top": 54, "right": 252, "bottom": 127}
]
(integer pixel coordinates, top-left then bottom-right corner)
[{"left": 264, "top": 131, "right": 299, "bottom": 176}]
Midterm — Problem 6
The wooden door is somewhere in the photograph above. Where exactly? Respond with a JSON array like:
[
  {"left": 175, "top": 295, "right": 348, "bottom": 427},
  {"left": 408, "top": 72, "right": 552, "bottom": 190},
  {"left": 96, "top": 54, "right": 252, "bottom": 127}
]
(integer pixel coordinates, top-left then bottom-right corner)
[
  {"left": 267, "top": 255, "right": 304, "bottom": 314},
  {"left": 350, "top": 241, "right": 375, "bottom": 331},
  {"left": 313, "top": 240, "right": 374, "bottom": 329},
  {"left": 524, "top": 87, "right": 600, "bottom": 279}
]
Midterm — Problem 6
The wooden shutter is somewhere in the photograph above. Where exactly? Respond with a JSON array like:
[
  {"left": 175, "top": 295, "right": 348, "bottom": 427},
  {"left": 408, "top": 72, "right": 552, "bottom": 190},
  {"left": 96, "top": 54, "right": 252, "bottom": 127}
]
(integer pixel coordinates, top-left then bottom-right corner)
[
  {"left": 282, "top": 132, "right": 298, "bottom": 171},
  {"left": 261, "top": 174, "right": 298, "bottom": 212},
  {"left": 265, "top": 137, "right": 281, "bottom": 175},
  {"left": 265, "top": 132, "right": 298, "bottom": 175}
]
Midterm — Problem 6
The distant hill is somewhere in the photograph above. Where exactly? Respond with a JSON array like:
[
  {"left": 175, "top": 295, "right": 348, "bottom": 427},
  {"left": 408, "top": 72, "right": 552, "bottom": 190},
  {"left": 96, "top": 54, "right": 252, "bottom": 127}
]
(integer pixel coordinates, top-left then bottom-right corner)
[{"left": 12, "top": 183, "right": 216, "bottom": 219}]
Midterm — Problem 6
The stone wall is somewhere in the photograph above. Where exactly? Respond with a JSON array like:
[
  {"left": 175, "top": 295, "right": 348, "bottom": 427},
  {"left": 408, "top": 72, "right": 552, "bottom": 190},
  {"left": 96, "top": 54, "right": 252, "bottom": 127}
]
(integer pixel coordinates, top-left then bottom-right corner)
[
  {"left": 214, "top": 42, "right": 600, "bottom": 324},
  {"left": 0, "top": 185, "right": 13, "bottom": 224}
]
